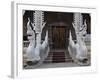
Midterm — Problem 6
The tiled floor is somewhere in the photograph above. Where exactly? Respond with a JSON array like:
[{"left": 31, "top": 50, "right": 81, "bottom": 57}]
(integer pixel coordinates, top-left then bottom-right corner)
[{"left": 25, "top": 62, "right": 80, "bottom": 69}]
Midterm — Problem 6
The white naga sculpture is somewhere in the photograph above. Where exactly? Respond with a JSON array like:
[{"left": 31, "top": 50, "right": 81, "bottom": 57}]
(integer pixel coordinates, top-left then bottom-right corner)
[
  {"left": 68, "top": 14, "right": 89, "bottom": 65},
  {"left": 26, "top": 17, "right": 49, "bottom": 65},
  {"left": 26, "top": 18, "right": 40, "bottom": 62}
]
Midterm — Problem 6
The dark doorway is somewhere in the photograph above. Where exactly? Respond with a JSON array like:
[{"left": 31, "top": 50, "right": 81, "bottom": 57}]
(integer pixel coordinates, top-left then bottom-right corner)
[{"left": 51, "top": 26, "right": 66, "bottom": 49}]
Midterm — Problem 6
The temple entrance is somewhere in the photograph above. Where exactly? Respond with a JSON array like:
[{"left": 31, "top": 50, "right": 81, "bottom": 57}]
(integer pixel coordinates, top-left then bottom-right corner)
[{"left": 43, "top": 24, "right": 72, "bottom": 63}]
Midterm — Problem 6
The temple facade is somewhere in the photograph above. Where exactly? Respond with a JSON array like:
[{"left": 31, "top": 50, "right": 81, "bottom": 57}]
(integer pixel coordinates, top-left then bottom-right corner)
[{"left": 23, "top": 10, "right": 91, "bottom": 69}]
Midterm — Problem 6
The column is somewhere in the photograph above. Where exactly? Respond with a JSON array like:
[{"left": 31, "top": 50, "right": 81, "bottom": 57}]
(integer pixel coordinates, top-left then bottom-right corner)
[
  {"left": 33, "top": 11, "right": 44, "bottom": 45},
  {"left": 73, "top": 13, "right": 83, "bottom": 33}
]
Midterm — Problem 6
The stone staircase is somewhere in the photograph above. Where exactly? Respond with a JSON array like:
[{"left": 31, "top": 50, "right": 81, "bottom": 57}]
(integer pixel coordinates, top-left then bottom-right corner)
[{"left": 43, "top": 50, "right": 73, "bottom": 63}]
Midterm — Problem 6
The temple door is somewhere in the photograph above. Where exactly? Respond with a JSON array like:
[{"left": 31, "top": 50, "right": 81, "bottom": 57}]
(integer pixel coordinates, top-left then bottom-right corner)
[{"left": 52, "top": 26, "right": 66, "bottom": 49}]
